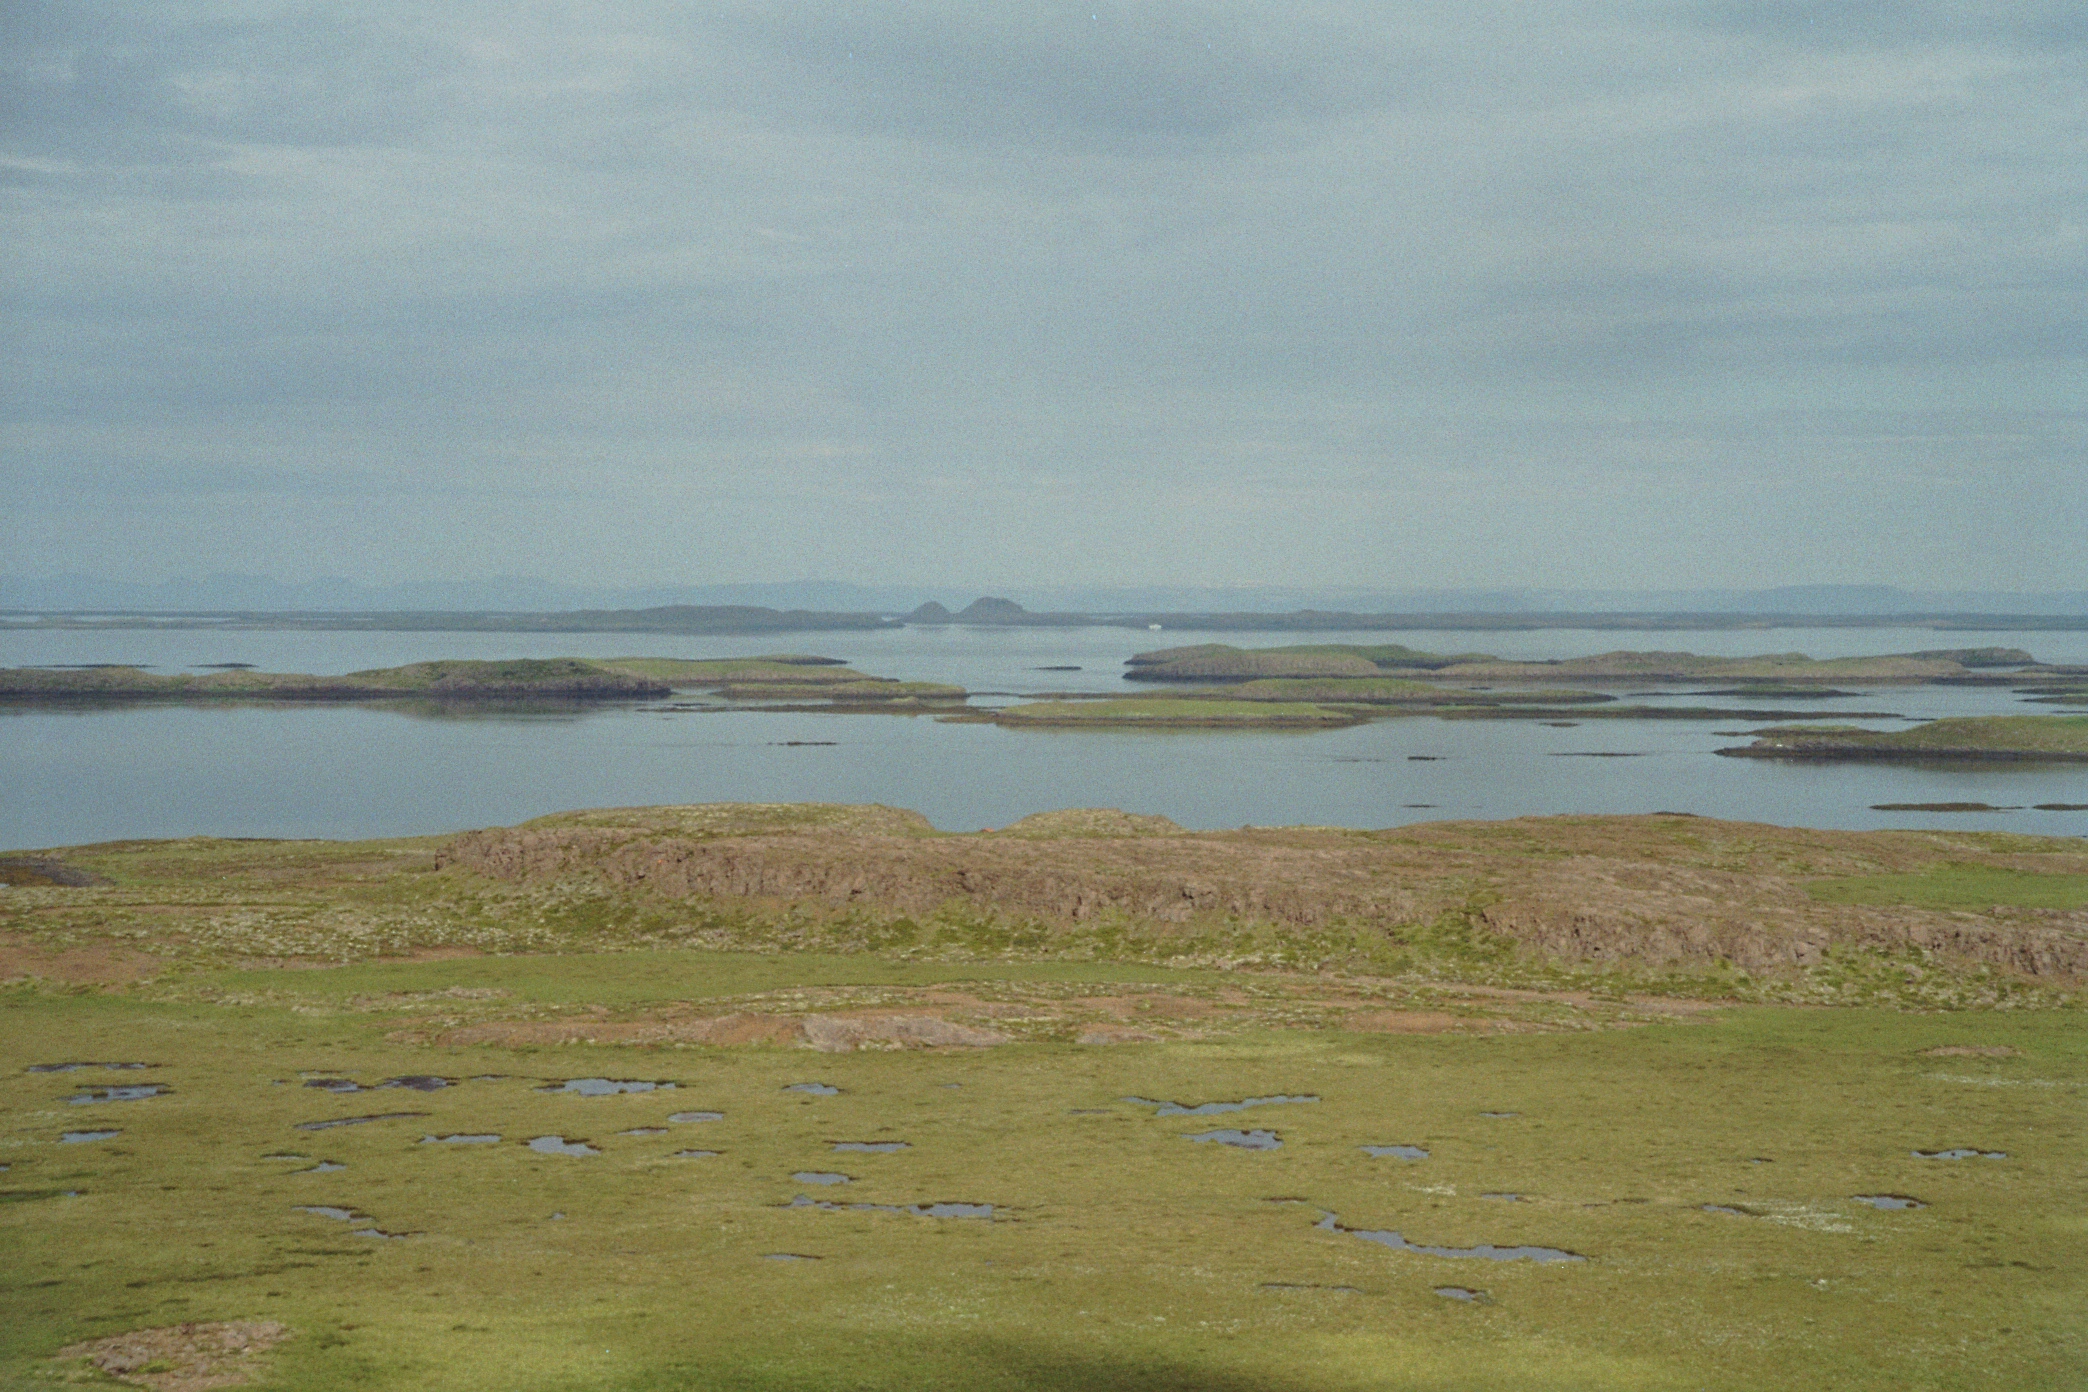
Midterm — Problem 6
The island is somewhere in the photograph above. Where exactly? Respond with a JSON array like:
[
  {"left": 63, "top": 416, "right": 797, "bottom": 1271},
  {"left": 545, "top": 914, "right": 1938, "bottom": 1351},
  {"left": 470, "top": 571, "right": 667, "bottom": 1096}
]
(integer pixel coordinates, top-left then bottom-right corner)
[
  {"left": 0, "top": 656, "right": 968, "bottom": 710},
  {"left": 1717, "top": 715, "right": 2088, "bottom": 762},
  {"left": 1124, "top": 642, "right": 2045, "bottom": 685}
]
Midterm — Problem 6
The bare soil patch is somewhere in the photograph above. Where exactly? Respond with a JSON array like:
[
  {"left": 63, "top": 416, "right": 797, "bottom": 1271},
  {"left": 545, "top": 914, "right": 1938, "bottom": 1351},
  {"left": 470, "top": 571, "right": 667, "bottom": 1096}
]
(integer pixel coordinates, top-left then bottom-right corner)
[
  {"left": 0, "top": 933, "right": 161, "bottom": 984},
  {"left": 53, "top": 1321, "right": 287, "bottom": 1391}
]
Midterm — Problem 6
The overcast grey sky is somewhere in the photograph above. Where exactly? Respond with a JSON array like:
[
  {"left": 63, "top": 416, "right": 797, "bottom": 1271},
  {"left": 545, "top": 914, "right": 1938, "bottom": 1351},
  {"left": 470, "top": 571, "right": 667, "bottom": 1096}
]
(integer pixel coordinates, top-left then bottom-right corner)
[{"left": 3, "top": 1, "right": 2082, "bottom": 593}]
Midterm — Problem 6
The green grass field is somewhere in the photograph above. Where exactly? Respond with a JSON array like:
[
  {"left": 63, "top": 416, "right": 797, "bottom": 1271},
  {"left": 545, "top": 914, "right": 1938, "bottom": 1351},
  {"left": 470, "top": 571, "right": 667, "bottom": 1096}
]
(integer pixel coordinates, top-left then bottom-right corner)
[
  {"left": 4, "top": 957, "right": 2083, "bottom": 1392},
  {"left": 1807, "top": 865, "right": 2088, "bottom": 911}
]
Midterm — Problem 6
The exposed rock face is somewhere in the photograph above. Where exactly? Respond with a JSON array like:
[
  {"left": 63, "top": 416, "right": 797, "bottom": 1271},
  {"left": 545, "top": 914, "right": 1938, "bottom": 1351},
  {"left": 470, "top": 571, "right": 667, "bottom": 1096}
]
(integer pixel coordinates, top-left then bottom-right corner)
[{"left": 435, "top": 808, "right": 2088, "bottom": 980}]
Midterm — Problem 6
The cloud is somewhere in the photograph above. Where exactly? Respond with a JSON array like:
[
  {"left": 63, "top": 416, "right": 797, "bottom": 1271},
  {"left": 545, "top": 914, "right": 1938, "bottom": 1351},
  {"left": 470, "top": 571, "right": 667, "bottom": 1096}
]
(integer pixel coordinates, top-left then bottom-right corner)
[{"left": 1, "top": 1, "right": 2082, "bottom": 590}]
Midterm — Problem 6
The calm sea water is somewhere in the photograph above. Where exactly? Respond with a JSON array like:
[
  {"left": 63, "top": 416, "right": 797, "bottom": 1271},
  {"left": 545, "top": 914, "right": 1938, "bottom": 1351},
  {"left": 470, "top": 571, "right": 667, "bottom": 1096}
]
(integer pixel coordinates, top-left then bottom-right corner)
[{"left": 3, "top": 624, "right": 2083, "bottom": 848}]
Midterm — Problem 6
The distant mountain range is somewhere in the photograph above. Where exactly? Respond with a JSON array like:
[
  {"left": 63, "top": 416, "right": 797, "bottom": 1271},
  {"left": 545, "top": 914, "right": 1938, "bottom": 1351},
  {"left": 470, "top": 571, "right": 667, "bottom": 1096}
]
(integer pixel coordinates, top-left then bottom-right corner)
[{"left": 6, "top": 574, "right": 2087, "bottom": 617}]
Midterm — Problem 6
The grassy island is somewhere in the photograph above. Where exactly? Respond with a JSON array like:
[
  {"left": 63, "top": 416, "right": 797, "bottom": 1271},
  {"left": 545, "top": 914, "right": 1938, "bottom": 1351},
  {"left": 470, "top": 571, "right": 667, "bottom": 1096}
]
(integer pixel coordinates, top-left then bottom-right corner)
[
  {"left": 1, "top": 806, "right": 2083, "bottom": 1391},
  {"left": 0, "top": 656, "right": 967, "bottom": 710},
  {"left": 1719, "top": 715, "right": 2088, "bottom": 762},
  {"left": 1126, "top": 643, "right": 2045, "bottom": 686}
]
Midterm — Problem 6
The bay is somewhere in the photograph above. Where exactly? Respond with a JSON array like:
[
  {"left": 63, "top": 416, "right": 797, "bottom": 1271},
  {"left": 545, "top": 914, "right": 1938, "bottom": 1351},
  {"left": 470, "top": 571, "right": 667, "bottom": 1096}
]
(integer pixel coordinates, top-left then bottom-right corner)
[{"left": 3, "top": 625, "right": 2083, "bottom": 847}]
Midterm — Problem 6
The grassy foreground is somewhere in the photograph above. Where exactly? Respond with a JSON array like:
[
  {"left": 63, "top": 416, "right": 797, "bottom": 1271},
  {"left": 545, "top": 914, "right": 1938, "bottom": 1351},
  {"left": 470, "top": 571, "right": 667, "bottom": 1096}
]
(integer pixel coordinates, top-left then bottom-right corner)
[
  {"left": 5, "top": 975, "right": 2083, "bottom": 1392},
  {"left": 3, "top": 809, "right": 2084, "bottom": 1389}
]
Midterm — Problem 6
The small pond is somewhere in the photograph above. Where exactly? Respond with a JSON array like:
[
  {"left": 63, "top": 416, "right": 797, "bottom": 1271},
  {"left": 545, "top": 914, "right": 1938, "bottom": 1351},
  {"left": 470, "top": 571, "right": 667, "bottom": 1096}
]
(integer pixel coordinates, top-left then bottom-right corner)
[
  {"left": 526, "top": 1135, "right": 599, "bottom": 1157},
  {"left": 1316, "top": 1212, "right": 1586, "bottom": 1263},
  {"left": 67, "top": 1085, "right": 169, "bottom": 1105}
]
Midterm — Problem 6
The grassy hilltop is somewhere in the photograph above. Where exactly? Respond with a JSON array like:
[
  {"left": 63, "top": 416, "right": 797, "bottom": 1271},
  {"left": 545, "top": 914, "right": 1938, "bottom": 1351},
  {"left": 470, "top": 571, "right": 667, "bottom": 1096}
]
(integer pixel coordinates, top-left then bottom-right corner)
[{"left": 5, "top": 812, "right": 2084, "bottom": 1391}]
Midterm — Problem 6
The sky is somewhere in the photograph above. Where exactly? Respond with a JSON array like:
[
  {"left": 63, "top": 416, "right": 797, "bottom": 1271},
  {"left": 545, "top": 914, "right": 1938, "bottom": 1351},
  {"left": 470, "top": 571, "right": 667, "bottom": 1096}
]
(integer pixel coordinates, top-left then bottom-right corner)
[{"left": 2, "top": 1, "right": 2083, "bottom": 595}]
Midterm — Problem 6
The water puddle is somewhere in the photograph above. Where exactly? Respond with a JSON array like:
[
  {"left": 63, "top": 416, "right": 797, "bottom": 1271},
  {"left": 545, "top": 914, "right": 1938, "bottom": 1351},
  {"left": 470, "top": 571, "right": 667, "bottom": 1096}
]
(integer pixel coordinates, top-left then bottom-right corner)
[
  {"left": 1481, "top": 1193, "right": 1522, "bottom": 1202},
  {"left": 67, "top": 1085, "right": 169, "bottom": 1104},
  {"left": 302, "top": 1075, "right": 451, "bottom": 1094},
  {"left": 764, "top": 1252, "right": 822, "bottom": 1261},
  {"left": 1124, "top": 1095, "right": 1317, "bottom": 1117},
  {"left": 672, "top": 1149, "right": 721, "bottom": 1159},
  {"left": 1317, "top": 1212, "right": 1586, "bottom": 1263},
  {"left": 619, "top": 1127, "right": 668, "bottom": 1137},
  {"left": 1913, "top": 1149, "right": 2006, "bottom": 1160},
  {"left": 28, "top": 1062, "right": 152, "bottom": 1073},
  {"left": 831, "top": 1141, "right": 909, "bottom": 1153},
  {"left": 294, "top": 1205, "right": 370, "bottom": 1224},
  {"left": 1187, "top": 1129, "right": 1281, "bottom": 1150},
  {"left": 421, "top": 1134, "right": 501, "bottom": 1145},
  {"left": 1259, "top": 1283, "right": 1361, "bottom": 1293},
  {"left": 298, "top": 1161, "right": 346, "bottom": 1173},
  {"left": 786, "top": 1196, "right": 994, "bottom": 1219},
  {"left": 355, "top": 1228, "right": 414, "bottom": 1240},
  {"left": 1852, "top": 1194, "right": 1926, "bottom": 1210},
  {"left": 1479, "top": 1112, "right": 1519, "bottom": 1119},
  {"left": 792, "top": 1171, "right": 852, "bottom": 1185},
  {"left": 668, "top": 1111, "right": 724, "bottom": 1124},
  {"left": 296, "top": 1112, "right": 428, "bottom": 1131},
  {"left": 537, "top": 1079, "right": 674, "bottom": 1096},
  {"left": 526, "top": 1136, "right": 598, "bottom": 1157},
  {"left": 60, "top": 1130, "right": 120, "bottom": 1143},
  {"left": 786, "top": 1083, "right": 840, "bottom": 1096},
  {"left": 1702, "top": 1204, "right": 1759, "bottom": 1217},
  {"left": 1361, "top": 1145, "right": 1429, "bottom": 1160},
  {"left": 1434, "top": 1286, "right": 1490, "bottom": 1302}
]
